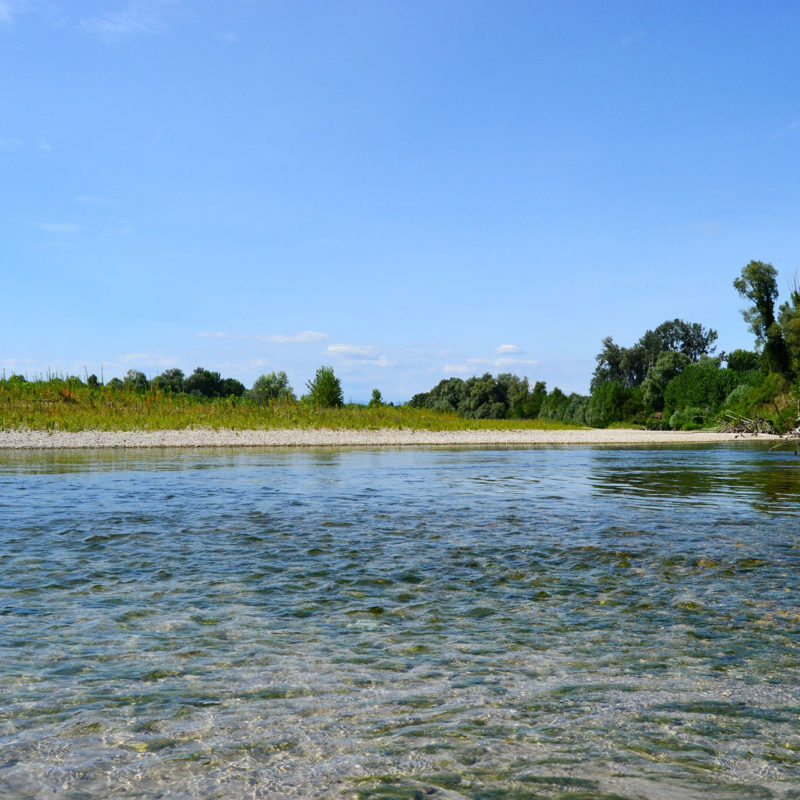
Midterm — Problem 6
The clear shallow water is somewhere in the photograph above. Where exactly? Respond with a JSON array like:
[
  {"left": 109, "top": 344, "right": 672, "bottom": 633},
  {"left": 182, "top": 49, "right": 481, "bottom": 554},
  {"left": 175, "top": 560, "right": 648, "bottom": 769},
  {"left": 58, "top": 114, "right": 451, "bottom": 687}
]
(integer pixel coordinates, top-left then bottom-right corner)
[{"left": 1, "top": 445, "right": 798, "bottom": 800}]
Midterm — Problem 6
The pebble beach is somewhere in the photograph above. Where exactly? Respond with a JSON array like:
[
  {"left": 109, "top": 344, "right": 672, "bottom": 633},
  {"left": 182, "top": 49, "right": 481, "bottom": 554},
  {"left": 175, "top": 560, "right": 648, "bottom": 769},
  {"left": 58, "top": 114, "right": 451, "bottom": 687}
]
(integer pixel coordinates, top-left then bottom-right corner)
[{"left": 0, "top": 427, "right": 774, "bottom": 449}]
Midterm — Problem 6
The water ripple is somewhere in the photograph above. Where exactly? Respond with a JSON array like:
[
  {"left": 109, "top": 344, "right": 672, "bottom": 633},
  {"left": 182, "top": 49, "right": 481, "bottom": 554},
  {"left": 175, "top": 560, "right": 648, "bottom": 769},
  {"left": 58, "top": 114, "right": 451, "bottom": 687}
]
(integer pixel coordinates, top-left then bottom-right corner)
[{"left": 1, "top": 445, "right": 798, "bottom": 799}]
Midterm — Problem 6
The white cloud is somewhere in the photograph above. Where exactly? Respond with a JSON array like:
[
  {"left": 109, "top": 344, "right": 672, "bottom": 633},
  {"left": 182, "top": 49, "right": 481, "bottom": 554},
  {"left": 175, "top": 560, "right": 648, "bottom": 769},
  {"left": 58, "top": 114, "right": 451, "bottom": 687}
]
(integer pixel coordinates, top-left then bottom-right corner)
[
  {"left": 259, "top": 330, "right": 329, "bottom": 344},
  {"left": 80, "top": 0, "right": 174, "bottom": 41},
  {"left": 327, "top": 344, "right": 375, "bottom": 357},
  {"left": 194, "top": 330, "right": 330, "bottom": 344},
  {"left": 443, "top": 363, "right": 472, "bottom": 374},
  {"left": 0, "top": 137, "right": 22, "bottom": 150},
  {"left": 39, "top": 222, "right": 82, "bottom": 234},
  {"left": 37, "top": 137, "right": 52, "bottom": 152},
  {"left": 494, "top": 344, "right": 521, "bottom": 355}
]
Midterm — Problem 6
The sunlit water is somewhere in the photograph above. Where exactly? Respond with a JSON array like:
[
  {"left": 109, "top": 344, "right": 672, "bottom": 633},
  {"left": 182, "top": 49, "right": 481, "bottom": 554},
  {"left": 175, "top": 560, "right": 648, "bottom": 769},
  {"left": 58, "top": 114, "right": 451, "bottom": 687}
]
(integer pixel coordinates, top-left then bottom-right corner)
[{"left": 1, "top": 445, "right": 798, "bottom": 800}]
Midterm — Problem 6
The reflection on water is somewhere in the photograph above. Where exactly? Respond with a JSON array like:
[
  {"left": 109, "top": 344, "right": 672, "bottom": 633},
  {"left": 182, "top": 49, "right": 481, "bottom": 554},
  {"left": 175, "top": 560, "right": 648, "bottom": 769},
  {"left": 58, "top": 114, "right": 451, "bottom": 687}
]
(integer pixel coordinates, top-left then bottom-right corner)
[{"left": 1, "top": 445, "right": 798, "bottom": 799}]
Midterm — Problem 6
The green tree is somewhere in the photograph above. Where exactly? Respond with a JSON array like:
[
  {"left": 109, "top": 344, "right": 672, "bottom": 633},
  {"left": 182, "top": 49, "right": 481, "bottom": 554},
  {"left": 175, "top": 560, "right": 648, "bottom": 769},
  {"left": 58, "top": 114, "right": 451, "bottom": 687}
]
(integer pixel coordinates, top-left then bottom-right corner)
[
  {"left": 184, "top": 367, "right": 223, "bottom": 397},
  {"left": 726, "top": 349, "right": 760, "bottom": 372},
  {"left": 249, "top": 371, "right": 295, "bottom": 404},
  {"left": 219, "top": 378, "right": 246, "bottom": 397},
  {"left": 592, "top": 319, "right": 717, "bottom": 390},
  {"left": 123, "top": 369, "right": 149, "bottom": 392},
  {"left": 641, "top": 351, "right": 690, "bottom": 410},
  {"left": 733, "top": 260, "right": 790, "bottom": 374},
  {"left": 152, "top": 368, "right": 185, "bottom": 393},
  {"left": 778, "top": 272, "right": 800, "bottom": 375},
  {"left": 305, "top": 366, "right": 344, "bottom": 407},
  {"left": 369, "top": 389, "right": 383, "bottom": 407}
]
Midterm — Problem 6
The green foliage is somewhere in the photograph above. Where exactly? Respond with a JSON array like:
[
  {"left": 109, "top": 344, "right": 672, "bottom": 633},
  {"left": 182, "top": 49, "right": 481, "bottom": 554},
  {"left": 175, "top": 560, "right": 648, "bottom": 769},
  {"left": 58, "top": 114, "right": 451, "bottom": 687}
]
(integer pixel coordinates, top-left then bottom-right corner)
[
  {"left": 733, "top": 260, "right": 790, "bottom": 374},
  {"left": 585, "top": 381, "right": 640, "bottom": 428},
  {"left": 0, "top": 375, "right": 579, "bottom": 432},
  {"left": 409, "top": 373, "right": 588, "bottom": 424},
  {"left": 305, "top": 366, "right": 344, "bottom": 407},
  {"left": 152, "top": 368, "right": 185, "bottom": 393},
  {"left": 123, "top": 369, "right": 149, "bottom": 392},
  {"left": 663, "top": 359, "right": 758, "bottom": 420},
  {"left": 669, "top": 406, "right": 711, "bottom": 431},
  {"left": 726, "top": 349, "right": 760, "bottom": 372},
  {"left": 369, "top": 389, "right": 383, "bottom": 407},
  {"left": 592, "top": 319, "right": 717, "bottom": 389},
  {"left": 184, "top": 367, "right": 223, "bottom": 397},
  {"left": 640, "top": 351, "right": 690, "bottom": 410},
  {"left": 778, "top": 273, "right": 800, "bottom": 375},
  {"left": 249, "top": 371, "right": 295, "bottom": 405},
  {"left": 219, "top": 378, "right": 246, "bottom": 397}
]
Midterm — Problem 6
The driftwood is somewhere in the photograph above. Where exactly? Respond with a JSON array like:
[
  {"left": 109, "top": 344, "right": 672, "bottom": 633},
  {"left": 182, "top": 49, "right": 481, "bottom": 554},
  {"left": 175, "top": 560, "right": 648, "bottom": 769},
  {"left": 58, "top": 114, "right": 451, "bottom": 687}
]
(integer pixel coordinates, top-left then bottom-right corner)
[{"left": 720, "top": 411, "right": 778, "bottom": 436}]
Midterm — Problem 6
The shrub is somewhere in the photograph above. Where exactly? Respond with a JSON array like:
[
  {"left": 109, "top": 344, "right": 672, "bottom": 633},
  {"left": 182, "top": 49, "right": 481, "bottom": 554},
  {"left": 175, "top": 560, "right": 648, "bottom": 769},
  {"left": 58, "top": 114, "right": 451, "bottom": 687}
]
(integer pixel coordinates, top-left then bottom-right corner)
[
  {"left": 249, "top": 371, "right": 295, "bottom": 404},
  {"left": 123, "top": 369, "right": 149, "bottom": 392},
  {"left": 369, "top": 389, "right": 383, "bottom": 407},
  {"left": 152, "top": 368, "right": 185, "bottom": 393},
  {"left": 305, "top": 366, "right": 343, "bottom": 407},
  {"left": 669, "top": 406, "right": 711, "bottom": 430},
  {"left": 184, "top": 367, "right": 222, "bottom": 398}
]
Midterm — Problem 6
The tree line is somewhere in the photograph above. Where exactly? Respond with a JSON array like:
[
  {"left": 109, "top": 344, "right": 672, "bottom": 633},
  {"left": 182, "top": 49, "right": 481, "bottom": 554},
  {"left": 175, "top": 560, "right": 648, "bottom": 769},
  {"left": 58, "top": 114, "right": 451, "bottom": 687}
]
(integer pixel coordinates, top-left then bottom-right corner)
[{"left": 410, "top": 260, "right": 800, "bottom": 430}]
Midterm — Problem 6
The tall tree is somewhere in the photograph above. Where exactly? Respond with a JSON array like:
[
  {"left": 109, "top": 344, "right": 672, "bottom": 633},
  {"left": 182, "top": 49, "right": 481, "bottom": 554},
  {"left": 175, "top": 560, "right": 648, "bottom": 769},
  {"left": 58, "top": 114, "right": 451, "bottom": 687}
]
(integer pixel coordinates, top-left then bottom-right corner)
[{"left": 733, "top": 260, "right": 790, "bottom": 374}]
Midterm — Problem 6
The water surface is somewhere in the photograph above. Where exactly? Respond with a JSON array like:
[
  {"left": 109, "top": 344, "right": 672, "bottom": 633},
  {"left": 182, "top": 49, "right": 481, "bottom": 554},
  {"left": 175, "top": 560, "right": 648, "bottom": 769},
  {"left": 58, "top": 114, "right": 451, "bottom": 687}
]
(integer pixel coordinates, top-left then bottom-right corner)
[{"left": 1, "top": 445, "right": 798, "bottom": 799}]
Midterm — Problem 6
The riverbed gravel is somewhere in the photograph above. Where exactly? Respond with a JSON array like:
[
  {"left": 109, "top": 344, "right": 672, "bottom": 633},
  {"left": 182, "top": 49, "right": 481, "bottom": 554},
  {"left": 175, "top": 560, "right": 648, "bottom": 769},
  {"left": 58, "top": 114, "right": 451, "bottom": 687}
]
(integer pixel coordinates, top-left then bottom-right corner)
[{"left": 0, "top": 427, "right": 775, "bottom": 449}]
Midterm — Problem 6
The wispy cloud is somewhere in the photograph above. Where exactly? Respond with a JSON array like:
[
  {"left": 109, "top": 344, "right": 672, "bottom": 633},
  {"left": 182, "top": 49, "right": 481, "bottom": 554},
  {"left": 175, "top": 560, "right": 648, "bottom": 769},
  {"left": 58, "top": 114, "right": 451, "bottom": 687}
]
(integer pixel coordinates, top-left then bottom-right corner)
[
  {"left": 772, "top": 120, "right": 800, "bottom": 140},
  {"left": 620, "top": 28, "right": 645, "bottom": 46},
  {"left": 80, "top": 0, "right": 175, "bottom": 42},
  {"left": 0, "top": 137, "right": 22, "bottom": 150},
  {"left": 327, "top": 344, "right": 375, "bottom": 357},
  {"left": 37, "top": 136, "right": 52, "bottom": 152},
  {"left": 494, "top": 344, "right": 521, "bottom": 355},
  {"left": 195, "top": 330, "right": 330, "bottom": 344},
  {"left": 259, "top": 330, "right": 329, "bottom": 344},
  {"left": 0, "top": 1, "right": 25, "bottom": 24},
  {"left": 39, "top": 222, "right": 82, "bottom": 234}
]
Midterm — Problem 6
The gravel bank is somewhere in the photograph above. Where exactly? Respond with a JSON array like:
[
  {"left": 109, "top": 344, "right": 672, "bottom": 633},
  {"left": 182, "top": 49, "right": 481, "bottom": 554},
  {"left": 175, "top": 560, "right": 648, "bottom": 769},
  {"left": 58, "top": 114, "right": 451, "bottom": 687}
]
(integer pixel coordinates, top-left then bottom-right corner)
[{"left": 0, "top": 428, "right": 774, "bottom": 449}]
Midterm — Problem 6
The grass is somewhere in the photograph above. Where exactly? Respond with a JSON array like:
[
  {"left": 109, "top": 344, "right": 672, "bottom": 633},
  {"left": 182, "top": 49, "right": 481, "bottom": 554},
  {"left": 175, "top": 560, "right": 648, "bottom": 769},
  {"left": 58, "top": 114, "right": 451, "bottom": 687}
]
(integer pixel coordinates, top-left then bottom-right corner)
[{"left": 0, "top": 378, "right": 581, "bottom": 433}]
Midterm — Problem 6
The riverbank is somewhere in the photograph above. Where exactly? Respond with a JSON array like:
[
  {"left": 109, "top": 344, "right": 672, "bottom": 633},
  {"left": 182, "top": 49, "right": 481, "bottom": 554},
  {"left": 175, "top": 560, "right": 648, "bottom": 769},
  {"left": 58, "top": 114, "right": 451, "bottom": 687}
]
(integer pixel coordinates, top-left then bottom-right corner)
[{"left": 0, "top": 427, "right": 777, "bottom": 449}]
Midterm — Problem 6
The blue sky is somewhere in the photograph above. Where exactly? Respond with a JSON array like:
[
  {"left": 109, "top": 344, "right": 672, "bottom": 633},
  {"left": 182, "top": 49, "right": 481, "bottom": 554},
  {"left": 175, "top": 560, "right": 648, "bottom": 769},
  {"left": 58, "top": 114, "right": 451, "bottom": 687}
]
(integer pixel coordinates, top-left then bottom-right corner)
[{"left": 2, "top": 1, "right": 799, "bottom": 402}]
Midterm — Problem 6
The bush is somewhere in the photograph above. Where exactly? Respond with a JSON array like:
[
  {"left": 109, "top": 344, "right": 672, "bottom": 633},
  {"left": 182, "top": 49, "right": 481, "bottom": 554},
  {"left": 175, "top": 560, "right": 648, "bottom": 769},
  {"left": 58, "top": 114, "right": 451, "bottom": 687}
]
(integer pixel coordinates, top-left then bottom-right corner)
[
  {"left": 184, "top": 367, "right": 222, "bottom": 398},
  {"left": 305, "top": 366, "right": 343, "bottom": 407},
  {"left": 369, "top": 389, "right": 383, "bottom": 407},
  {"left": 727, "top": 349, "right": 760, "bottom": 372},
  {"left": 669, "top": 406, "right": 711, "bottom": 430},
  {"left": 249, "top": 371, "right": 295, "bottom": 404},
  {"left": 663, "top": 361, "right": 756, "bottom": 417},
  {"left": 123, "top": 369, "right": 149, "bottom": 392},
  {"left": 152, "top": 368, "right": 185, "bottom": 393},
  {"left": 219, "top": 378, "right": 246, "bottom": 397}
]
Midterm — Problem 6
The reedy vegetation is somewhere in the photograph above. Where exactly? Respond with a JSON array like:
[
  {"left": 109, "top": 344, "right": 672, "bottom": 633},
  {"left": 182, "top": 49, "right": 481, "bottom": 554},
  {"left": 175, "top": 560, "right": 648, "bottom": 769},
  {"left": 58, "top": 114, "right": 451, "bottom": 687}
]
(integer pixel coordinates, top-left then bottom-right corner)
[{"left": 0, "top": 373, "right": 575, "bottom": 432}]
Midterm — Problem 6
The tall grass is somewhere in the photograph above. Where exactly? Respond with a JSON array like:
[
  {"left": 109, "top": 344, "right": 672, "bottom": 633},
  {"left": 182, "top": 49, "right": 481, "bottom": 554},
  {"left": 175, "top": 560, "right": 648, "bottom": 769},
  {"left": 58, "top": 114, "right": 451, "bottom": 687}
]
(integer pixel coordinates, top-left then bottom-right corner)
[{"left": 0, "top": 377, "right": 581, "bottom": 432}]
